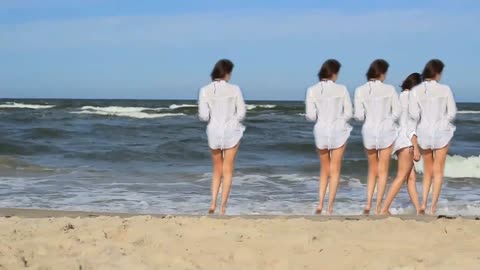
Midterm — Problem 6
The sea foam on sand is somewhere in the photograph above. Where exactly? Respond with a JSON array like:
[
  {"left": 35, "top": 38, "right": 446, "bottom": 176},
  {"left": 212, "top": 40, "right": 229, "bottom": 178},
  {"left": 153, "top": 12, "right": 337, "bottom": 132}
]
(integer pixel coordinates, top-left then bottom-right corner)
[{"left": 0, "top": 214, "right": 479, "bottom": 270}]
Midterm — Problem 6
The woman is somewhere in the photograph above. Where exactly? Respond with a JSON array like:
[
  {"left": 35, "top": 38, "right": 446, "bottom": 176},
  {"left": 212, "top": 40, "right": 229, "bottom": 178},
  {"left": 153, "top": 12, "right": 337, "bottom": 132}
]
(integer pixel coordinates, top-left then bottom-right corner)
[
  {"left": 354, "top": 59, "right": 401, "bottom": 215},
  {"left": 409, "top": 59, "right": 456, "bottom": 215},
  {"left": 380, "top": 73, "right": 423, "bottom": 215},
  {"left": 305, "top": 59, "right": 353, "bottom": 215},
  {"left": 198, "top": 59, "right": 246, "bottom": 215}
]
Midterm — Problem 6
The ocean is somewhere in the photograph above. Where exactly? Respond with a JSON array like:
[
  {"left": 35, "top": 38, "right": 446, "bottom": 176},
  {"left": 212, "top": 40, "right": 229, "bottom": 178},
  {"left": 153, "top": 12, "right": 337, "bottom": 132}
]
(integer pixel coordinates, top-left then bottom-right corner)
[{"left": 0, "top": 99, "right": 479, "bottom": 215}]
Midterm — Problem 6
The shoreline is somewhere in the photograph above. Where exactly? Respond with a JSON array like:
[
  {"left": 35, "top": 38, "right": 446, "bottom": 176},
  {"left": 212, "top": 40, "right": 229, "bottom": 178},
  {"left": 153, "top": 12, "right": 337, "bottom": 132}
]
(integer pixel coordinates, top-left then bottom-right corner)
[{"left": 1, "top": 207, "right": 479, "bottom": 221}]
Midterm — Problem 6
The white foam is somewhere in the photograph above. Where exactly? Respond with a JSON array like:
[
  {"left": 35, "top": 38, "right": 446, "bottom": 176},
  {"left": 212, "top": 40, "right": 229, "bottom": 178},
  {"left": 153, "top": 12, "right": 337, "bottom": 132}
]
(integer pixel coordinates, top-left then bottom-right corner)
[
  {"left": 246, "top": 104, "right": 277, "bottom": 110},
  {"left": 1, "top": 173, "right": 479, "bottom": 216},
  {"left": 80, "top": 106, "right": 166, "bottom": 113},
  {"left": 0, "top": 102, "right": 55, "bottom": 109},
  {"left": 169, "top": 104, "right": 197, "bottom": 110},
  {"left": 72, "top": 110, "right": 184, "bottom": 119},
  {"left": 457, "top": 110, "right": 480, "bottom": 114},
  {"left": 72, "top": 105, "right": 185, "bottom": 119},
  {"left": 416, "top": 155, "right": 480, "bottom": 178},
  {"left": 167, "top": 103, "right": 277, "bottom": 111}
]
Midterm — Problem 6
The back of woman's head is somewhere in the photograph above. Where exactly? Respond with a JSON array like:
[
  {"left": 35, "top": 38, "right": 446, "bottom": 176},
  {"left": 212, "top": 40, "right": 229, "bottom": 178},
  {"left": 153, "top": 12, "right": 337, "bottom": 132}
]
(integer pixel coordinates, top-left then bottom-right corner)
[
  {"left": 211, "top": 59, "right": 234, "bottom": 81},
  {"left": 366, "top": 59, "right": 389, "bottom": 80},
  {"left": 318, "top": 59, "right": 341, "bottom": 80},
  {"left": 401, "top": 72, "right": 422, "bottom": 91},
  {"left": 422, "top": 59, "right": 444, "bottom": 80}
]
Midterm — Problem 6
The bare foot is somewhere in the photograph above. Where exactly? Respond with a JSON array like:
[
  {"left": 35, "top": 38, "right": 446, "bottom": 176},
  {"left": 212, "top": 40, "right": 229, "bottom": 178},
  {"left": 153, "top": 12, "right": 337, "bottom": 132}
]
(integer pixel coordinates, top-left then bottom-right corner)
[
  {"left": 327, "top": 208, "right": 333, "bottom": 215},
  {"left": 379, "top": 210, "right": 391, "bottom": 216},
  {"left": 315, "top": 208, "right": 322, "bottom": 215},
  {"left": 208, "top": 208, "right": 215, "bottom": 214},
  {"left": 430, "top": 206, "right": 437, "bottom": 215},
  {"left": 418, "top": 209, "right": 425, "bottom": 215},
  {"left": 363, "top": 208, "right": 370, "bottom": 215},
  {"left": 220, "top": 206, "right": 226, "bottom": 215}
]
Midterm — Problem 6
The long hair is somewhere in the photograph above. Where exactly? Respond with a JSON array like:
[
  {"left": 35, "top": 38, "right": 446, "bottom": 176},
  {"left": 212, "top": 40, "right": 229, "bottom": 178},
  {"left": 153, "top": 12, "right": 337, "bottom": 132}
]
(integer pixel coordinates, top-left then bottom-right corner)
[{"left": 210, "top": 59, "right": 234, "bottom": 81}]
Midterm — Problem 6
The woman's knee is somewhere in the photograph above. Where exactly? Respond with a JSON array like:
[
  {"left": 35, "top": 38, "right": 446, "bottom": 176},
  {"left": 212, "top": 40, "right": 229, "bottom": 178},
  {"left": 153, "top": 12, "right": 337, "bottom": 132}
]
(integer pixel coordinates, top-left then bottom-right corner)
[
  {"left": 432, "top": 166, "right": 444, "bottom": 178},
  {"left": 222, "top": 164, "right": 234, "bottom": 176},
  {"left": 329, "top": 165, "right": 340, "bottom": 177},
  {"left": 407, "top": 173, "right": 416, "bottom": 183}
]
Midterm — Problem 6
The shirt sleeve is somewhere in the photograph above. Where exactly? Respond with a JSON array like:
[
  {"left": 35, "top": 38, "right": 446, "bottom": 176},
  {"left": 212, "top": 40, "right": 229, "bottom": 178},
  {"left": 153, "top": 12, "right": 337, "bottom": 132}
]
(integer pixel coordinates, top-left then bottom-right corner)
[
  {"left": 305, "top": 88, "right": 317, "bottom": 121},
  {"left": 409, "top": 89, "right": 421, "bottom": 121},
  {"left": 446, "top": 86, "right": 457, "bottom": 121},
  {"left": 391, "top": 87, "right": 402, "bottom": 120},
  {"left": 354, "top": 88, "right": 365, "bottom": 121},
  {"left": 198, "top": 88, "right": 210, "bottom": 122},
  {"left": 343, "top": 87, "right": 353, "bottom": 121},
  {"left": 235, "top": 87, "right": 247, "bottom": 122}
]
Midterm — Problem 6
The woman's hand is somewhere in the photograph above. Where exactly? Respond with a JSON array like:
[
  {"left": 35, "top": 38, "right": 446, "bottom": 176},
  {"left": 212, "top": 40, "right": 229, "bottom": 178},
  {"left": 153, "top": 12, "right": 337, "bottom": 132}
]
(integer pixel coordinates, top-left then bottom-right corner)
[{"left": 413, "top": 146, "right": 421, "bottom": 162}]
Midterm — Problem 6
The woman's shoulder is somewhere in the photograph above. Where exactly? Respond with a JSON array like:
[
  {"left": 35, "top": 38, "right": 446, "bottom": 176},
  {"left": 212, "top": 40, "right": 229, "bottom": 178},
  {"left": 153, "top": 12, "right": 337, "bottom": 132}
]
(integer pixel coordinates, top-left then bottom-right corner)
[
  {"left": 307, "top": 82, "right": 321, "bottom": 91},
  {"left": 399, "top": 91, "right": 410, "bottom": 98},
  {"left": 355, "top": 82, "right": 369, "bottom": 93},
  {"left": 226, "top": 82, "right": 242, "bottom": 95},
  {"left": 199, "top": 82, "right": 214, "bottom": 96},
  {"left": 381, "top": 82, "right": 397, "bottom": 92},
  {"left": 436, "top": 82, "right": 452, "bottom": 92},
  {"left": 333, "top": 82, "right": 348, "bottom": 90},
  {"left": 200, "top": 81, "right": 214, "bottom": 90},
  {"left": 410, "top": 83, "right": 424, "bottom": 96}
]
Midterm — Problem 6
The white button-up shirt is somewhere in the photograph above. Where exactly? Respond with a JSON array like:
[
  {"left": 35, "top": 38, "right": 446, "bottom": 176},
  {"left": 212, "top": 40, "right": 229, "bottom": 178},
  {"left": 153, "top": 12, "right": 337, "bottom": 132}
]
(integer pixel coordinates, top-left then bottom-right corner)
[
  {"left": 392, "top": 91, "right": 417, "bottom": 153},
  {"left": 305, "top": 80, "right": 353, "bottom": 149},
  {"left": 198, "top": 80, "right": 246, "bottom": 150},
  {"left": 354, "top": 80, "right": 401, "bottom": 150},
  {"left": 409, "top": 80, "right": 456, "bottom": 149}
]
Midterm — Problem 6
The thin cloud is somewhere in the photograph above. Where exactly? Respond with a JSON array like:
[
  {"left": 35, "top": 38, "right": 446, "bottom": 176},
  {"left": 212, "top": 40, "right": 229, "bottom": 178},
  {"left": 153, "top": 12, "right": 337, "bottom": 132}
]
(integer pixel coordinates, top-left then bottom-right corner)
[{"left": 1, "top": 9, "right": 478, "bottom": 51}]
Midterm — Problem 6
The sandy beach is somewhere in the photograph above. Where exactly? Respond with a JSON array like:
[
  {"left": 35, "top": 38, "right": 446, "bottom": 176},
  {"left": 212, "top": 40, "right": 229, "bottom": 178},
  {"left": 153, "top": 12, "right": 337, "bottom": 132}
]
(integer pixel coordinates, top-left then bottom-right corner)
[{"left": 0, "top": 209, "right": 478, "bottom": 269}]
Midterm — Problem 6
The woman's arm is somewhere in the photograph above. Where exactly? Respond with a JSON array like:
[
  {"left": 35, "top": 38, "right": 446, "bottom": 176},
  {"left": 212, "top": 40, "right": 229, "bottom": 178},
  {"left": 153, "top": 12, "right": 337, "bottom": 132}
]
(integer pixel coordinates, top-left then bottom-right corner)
[
  {"left": 305, "top": 88, "right": 317, "bottom": 121},
  {"left": 198, "top": 88, "right": 210, "bottom": 122},
  {"left": 411, "top": 135, "right": 421, "bottom": 162},
  {"left": 391, "top": 88, "right": 402, "bottom": 120},
  {"left": 354, "top": 88, "right": 365, "bottom": 121},
  {"left": 409, "top": 89, "right": 421, "bottom": 121},
  {"left": 343, "top": 87, "right": 353, "bottom": 120},
  {"left": 446, "top": 86, "right": 457, "bottom": 121},
  {"left": 236, "top": 87, "right": 247, "bottom": 121}
]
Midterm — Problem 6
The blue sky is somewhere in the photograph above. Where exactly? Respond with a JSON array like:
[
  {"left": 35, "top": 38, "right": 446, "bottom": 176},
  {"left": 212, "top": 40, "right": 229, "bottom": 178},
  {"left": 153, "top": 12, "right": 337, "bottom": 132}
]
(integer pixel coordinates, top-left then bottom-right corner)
[{"left": 1, "top": 0, "right": 479, "bottom": 101}]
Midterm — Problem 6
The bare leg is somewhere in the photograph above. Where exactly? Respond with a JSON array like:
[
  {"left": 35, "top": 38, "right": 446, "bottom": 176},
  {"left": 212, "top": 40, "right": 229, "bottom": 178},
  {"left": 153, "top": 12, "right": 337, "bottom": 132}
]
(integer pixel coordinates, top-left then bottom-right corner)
[
  {"left": 406, "top": 167, "right": 421, "bottom": 214},
  {"left": 421, "top": 149, "right": 434, "bottom": 213},
  {"left": 209, "top": 149, "right": 223, "bottom": 214},
  {"left": 327, "top": 144, "right": 347, "bottom": 215},
  {"left": 431, "top": 145, "right": 449, "bottom": 215},
  {"left": 219, "top": 144, "right": 240, "bottom": 215},
  {"left": 364, "top": 149, "right": 379, "bottom": 214},
  {"left": 380, "top": 148, "right": 413, "bottom": 215},
  {"left": 376, "top": 145, "right": 394, "bottom": 214},
  {"left": 316, "top": 149, "right": 330, "bottom": 214}
]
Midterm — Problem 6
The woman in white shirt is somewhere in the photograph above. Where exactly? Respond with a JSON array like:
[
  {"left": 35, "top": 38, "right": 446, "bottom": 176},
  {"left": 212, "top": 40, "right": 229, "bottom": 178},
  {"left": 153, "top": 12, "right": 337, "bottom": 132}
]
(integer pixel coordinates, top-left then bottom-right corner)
[
  {"left": 305, "top": 59, "right": 353, "bottom": 215},
  {"left": 380, "top": 73, "right": 422, "bottom": 215},
  {"left": 354, "top": 59, "right": 401, "bottom": 214},
  {"left": 409, "top": 59, "right": 456, "bottom": 215},
  {"left": 198, "top": 59, "right": 247, "bottom": 215}
]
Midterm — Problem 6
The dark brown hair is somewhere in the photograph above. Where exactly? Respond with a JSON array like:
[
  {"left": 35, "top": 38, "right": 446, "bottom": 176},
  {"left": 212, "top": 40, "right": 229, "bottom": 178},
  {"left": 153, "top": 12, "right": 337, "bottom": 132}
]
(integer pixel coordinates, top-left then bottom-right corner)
[
  {"left": 210, "top": 59, "right": 234, "bottom": 81},
  {"left": 318, "top": 59, "right": 341, "bottom": 80},
  {"left": 366, "top": 59, "right": 389, "bottom": 80},
  {"left": 401, "top": 72, "right": 422, "bottom": 91},
  {"left": 422, "top": 59, "right": 444, "bottom": 80}
]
